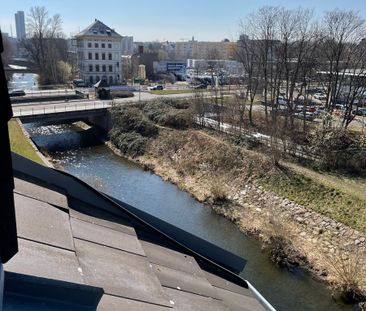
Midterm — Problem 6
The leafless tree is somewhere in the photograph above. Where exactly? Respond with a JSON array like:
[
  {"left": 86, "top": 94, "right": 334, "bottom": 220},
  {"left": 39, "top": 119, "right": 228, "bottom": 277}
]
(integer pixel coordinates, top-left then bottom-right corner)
[
  {"left": 317, "top": 10, "right": 366, "bottom": 124},
  {"left": 22, "top": 6, "right": 69, "bottom": 85}
]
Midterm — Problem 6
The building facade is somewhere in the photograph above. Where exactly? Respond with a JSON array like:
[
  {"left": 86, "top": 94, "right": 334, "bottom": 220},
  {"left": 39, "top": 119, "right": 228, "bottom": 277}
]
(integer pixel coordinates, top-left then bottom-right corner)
[
  {"left": 15, "top": 11, "right": 26, "bottom": 41},
  {"left": 73, "top": 19, "right": 123, "bottom": 85},
  {"left": 175, "top": 39, "right": 236, "bottom": 60},
  {"left": 121, "top": 36, "right": 133, "bottom": 55}
]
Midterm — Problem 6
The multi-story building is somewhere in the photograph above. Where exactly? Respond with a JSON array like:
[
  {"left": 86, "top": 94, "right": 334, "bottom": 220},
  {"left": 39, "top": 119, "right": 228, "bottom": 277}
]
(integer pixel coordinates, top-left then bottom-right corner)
[
  {"left": 73, "top": 19, "right": 123, "bottom": 85},
  {"left": 121, "top": 36, "right": 133, "bottom": 55},
  {"left": 15, "top": 11, "right": 26, "bottom": 41},
  {"left": 175, "top": 38, "right": 236, "bottom": 60}
]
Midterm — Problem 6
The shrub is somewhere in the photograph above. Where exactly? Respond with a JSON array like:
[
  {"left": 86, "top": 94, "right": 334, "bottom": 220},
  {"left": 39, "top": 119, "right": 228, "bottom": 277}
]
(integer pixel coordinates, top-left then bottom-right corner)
[
  {"left": 143, "top": 100, "right": 193, "bottom": 129},
  {"left": 309, "top": 128, "right": 366, "bottom": 173},
  {"left": 111, "top": 106, "right": 158, "bottom": 137},
  {"left": 209, "top": 182, "right": 229, "bottom": 204},
  {"left": 110, "top": 131, "right": 148, "bottom": 157}
]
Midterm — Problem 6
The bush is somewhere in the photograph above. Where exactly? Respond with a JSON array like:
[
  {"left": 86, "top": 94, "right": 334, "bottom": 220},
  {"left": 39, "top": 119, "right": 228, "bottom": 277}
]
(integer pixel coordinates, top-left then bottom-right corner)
[
  {"left": 143, "top": 100, "right": 193, "bottom": 129},
  {"left": 109, "top": 131, "right": 147, "bottom": 157},
  {"left": 111, "top": 106, "right": 158, "bottom": 137},
  {"left": 309, "top": 128, "right": 366, "bottom": 173}
]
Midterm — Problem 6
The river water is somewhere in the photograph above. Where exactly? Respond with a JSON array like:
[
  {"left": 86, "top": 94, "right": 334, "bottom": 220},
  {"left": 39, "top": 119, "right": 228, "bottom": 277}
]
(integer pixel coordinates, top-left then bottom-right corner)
[{"left": 22, "top": 121, "right": 354, "bottom": 311}]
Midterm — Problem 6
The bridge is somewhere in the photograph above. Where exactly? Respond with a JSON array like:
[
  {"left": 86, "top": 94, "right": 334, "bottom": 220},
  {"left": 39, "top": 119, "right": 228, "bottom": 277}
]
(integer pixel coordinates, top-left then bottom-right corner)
[
  {"left": 12, "top": 100, "right": 112, "bottom": 129},
  {"left": 5, "top": 59, "right": 40, "bottom": 75}
]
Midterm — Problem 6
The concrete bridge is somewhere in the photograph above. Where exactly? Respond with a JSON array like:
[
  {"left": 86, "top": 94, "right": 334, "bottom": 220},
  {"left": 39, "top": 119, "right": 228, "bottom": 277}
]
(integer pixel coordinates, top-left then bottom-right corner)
[{"left": 12, "top": 100, "right": 112, "bottom": 130}]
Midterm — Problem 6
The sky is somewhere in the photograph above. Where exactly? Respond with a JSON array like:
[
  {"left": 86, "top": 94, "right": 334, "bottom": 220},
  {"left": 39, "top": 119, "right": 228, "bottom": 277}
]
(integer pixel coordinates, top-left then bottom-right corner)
[{"left": 1, "top": 0, "right": 366, "bottom": 41}]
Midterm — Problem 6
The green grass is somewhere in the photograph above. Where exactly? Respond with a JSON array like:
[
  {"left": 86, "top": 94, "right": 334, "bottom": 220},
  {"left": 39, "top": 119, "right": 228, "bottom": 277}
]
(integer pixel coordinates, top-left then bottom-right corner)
[
  {"left": 259, "top": 166, "right": 366, "bottom": 233},
  {"left": 150, "top": 89, "right": 195, "bottom": 95},
  {"left": 8, "top": 119, "right": 45, "bottom": 165}
]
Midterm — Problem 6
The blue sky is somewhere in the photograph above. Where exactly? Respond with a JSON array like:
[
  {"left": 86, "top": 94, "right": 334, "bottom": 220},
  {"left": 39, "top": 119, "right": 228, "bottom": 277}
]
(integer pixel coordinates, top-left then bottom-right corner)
[{"left": 1, "top": 0, "right": 365, "bottom": 41}]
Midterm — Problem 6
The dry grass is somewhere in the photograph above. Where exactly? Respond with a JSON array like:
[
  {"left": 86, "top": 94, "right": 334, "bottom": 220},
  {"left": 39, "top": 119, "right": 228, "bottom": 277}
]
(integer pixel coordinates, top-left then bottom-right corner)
[
  {"left": 323, "top": 250, "right": 366, "bottom": 302},
  {"left": 8, "top": 119, "right": 44, "bottom": 165}
]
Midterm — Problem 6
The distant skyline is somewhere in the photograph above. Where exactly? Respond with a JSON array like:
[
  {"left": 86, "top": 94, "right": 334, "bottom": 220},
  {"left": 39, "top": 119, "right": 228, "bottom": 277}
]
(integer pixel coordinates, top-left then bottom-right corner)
[{"left": 1, "top": 0, "right": 366, "bottom": 41}]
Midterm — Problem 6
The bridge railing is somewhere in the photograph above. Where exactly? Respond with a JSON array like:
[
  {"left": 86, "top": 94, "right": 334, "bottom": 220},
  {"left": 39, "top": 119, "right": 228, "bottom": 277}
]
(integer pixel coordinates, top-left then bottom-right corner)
[{"left": 12, "top": 100, "right": 110, "bottom": 117}]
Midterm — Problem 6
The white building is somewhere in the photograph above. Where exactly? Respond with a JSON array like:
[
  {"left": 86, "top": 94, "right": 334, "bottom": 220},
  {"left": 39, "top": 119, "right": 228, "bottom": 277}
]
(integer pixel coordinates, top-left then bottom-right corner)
[
  {"left": 121, "top": 36, "right": 133, "bottom": 55},
  {"left": 73, "top": 19, "right": 123, "bottom": 85},
  {"left": 15, "top": 11, "right": 26, "bottom": 41},
  {"left": 187, "top": 59, "right": 245, "bottom": 75}
]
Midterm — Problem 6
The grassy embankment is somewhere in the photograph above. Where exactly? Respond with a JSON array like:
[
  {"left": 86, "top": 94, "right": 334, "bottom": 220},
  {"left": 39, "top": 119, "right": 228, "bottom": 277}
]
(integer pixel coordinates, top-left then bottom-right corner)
[
  {"left": 108, "top": 98, "right": 366, "bottom": 299},
  {"left": 109, "top": 99, "right": 366, "bottom": 234},
  {"left": 8, "top": 119, "right": 44, "bottom": 165}
]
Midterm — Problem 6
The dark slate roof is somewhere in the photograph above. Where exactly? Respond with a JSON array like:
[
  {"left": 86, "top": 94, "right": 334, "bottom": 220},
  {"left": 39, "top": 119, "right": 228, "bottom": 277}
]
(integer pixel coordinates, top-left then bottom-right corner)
[
  {"left": 75, "top": 19, "right": 122, "bottom": 38},
  {"left": 4, "top": 158, "right": 266, "bottom": 310}
]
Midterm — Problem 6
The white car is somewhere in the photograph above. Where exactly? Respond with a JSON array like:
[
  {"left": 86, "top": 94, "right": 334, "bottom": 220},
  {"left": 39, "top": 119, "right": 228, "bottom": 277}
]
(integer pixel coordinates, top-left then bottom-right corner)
[{"left": 313, "top": 93, "right": 326, "bottom": 100}]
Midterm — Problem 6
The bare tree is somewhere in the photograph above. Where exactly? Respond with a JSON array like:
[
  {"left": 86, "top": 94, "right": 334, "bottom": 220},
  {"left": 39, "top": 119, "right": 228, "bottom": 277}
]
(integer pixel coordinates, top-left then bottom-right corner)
[
  {"left": 235, "top": 31, "right": 261, "bottom": 127},
  {"left": 318, "top": 10, "right": 366, "bottom": 119},
  {"left": 2, "top": 35, "right": 13, "bottom": 68},
  {"left": 22, "top": 6, "right": 69, "bottom": 85}
]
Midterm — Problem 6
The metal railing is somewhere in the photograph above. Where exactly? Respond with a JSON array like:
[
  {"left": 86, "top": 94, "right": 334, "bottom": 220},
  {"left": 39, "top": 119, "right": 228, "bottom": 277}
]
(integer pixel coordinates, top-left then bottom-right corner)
[
  {"left": 13, "top": 100, "right": 110, "bottom": 117},
  {"left": 198, "top": 116, "right": 321, "bottom": 161}
]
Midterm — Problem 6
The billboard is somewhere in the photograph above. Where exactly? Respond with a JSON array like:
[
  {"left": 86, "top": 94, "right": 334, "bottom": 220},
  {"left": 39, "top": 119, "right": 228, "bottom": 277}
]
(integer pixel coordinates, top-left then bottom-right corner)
[{"left": 167, "top": 63, "right": 186, "bottom": 72}]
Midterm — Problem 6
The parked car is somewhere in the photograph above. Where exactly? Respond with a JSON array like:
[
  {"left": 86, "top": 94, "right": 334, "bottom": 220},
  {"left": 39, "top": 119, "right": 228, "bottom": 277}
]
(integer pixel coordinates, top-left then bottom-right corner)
[
  {"left": 192, "top": 84, "right": 207, "bottom": 89},
  {"left": 149, "top": 85, "right": 164, "bottom": 90},
  {"left": 352, "top": 108, "right": 366, "bottom": 116},
  {"left": 313, "top": 93, "right": 326, "bottom": 100},
  {"left": 73, "top": 79, "right": 87, "bottom": 87},
  {"left": 9, "top": 89, "right": 26, "bottom": 97},
  {"left": 294, "top": 112, "right": 316, "bottom": 121}
]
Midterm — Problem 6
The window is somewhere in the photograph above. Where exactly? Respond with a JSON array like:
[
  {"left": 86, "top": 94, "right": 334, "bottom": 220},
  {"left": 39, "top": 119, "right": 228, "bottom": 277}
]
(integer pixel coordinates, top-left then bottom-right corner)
[
  {"left": 102, "top": 53, "right": 105, "bottom": 60},
  {"left": 108, "top": 43, "right": 112, "bottom": 48},
  {"left": 109, "top": 76, "right": 113, "bottom": 84},
  {"left": 88, "top": 42, "right": 92, "bottom": 48},
  {"left": 88, "top": 52, "right": 92, "bottom": 60},
  {"left": 102, "top": 65, "right": 106, "bottom": 72},
  {"left": 89, "top": 65, "right": 93, "bottom": 72},
  {"left": 102, "top": 43, "right": 105, "bottom": 48},
  {"left": 95, "top": 43, "right": 99, "bottom": 48},
  {"left": 95, "top": 53, "right": 99, "bottom": 60},
  {"left": 96, "top": 65, "right": 100, "bottom": 72},
  {"left": 116, "top": 62, "right": 119, "bottom": 68},
  {"left": 108, "top": 53, "right": 112, "bottom": 60},
  {"left": 89, "top": 76, "right": 93, "bottom": 83},
  {"left": 109, "top": 65, "right": 113, "bottom": 72},
  {"left": 96, "top": 76, "right": 100, "bottom": 82}
]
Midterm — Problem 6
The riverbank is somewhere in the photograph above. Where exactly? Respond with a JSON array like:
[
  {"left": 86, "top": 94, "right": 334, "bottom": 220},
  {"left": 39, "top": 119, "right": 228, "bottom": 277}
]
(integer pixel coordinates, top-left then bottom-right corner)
[
  {"left": 106, "top": 124, "right": 366, "bottom": 304},
  {"left": 9, "top": 119, "right": 52, "bottom": 167}
]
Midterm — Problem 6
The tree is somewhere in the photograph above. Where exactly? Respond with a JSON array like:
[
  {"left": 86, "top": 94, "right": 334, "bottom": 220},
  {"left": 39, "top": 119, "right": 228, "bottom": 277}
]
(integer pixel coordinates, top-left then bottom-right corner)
[
  {"left": 317, "top": 10, "right": 366, "bottom": 129},
  {"left": 22, "top": 6, "right": 69, "bottom": 85},
  {"left": 2, "top": 35, "right": 13, "bottom": 68}
]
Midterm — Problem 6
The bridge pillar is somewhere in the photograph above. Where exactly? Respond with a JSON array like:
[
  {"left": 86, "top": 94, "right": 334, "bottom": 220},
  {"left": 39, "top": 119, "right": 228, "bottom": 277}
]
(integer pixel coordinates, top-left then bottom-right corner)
[{"left": 87, "top": 110, "right": 112, "bottom": 132}]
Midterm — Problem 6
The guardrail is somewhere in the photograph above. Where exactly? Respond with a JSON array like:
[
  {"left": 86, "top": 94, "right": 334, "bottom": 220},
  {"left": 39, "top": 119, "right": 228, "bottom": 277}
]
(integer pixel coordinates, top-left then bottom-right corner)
[
  {"left": 13, "top": 100, "right": 111, "bottom": 117},
  {"left": 198, "top": 116, "right": 321, "bottom": 161}
]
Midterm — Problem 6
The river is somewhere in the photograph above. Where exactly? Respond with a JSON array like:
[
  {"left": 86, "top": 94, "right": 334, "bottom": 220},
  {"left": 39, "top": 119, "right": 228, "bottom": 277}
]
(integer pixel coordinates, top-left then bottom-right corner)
[{"left": 22, "top": 121, "right": 354, "bottom": 311}]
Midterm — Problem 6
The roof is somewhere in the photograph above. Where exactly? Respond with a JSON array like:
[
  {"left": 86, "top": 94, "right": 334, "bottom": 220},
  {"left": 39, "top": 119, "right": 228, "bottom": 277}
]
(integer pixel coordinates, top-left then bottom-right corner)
[
  {"left": 75, "top": 19, "right": 122, "bottom": 39},
  {"left": 3, "top": 154, "right": 267, "bottom": 310}
]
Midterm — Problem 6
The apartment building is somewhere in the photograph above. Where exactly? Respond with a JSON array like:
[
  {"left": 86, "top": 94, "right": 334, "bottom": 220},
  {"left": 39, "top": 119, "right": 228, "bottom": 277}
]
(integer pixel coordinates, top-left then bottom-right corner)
[
  {"left": 73, "top": 19, "right": 123, "bottom": 85},
  {"left": 175, "top": 39, "right": 236, "bottom": 60}
]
